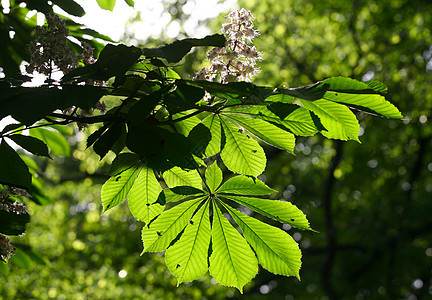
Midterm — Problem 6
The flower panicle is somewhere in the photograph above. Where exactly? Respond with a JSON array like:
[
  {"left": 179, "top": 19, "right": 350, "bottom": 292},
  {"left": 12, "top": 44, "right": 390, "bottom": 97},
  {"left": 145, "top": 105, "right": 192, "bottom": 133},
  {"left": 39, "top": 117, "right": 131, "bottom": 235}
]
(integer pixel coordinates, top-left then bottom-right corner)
[
  {"left": 193, "top": 8, "right": 263, "bottom": 84},
  {"left": 0, "top": 234, "right": 15, "bottom": 262}
]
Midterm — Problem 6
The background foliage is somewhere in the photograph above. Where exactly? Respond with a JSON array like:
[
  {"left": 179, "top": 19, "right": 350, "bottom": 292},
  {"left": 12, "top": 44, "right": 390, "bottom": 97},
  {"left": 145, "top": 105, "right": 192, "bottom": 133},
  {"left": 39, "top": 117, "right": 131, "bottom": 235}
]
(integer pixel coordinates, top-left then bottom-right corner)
[{"left": 1, "top": 0, "right": 431, "bottom": 299}]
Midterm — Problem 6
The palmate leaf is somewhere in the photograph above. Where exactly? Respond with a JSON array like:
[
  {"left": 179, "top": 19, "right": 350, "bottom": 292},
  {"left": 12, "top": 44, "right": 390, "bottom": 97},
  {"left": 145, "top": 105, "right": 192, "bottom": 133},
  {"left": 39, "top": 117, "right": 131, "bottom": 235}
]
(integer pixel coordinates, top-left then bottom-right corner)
[
  {"left": 165, "top": 200, "right": 211, "bottom": 284},
  {"left": 217, "top": 175, "right": 276, "bottom": 196},
  {"left": 205, "top": 162, "right": 223, "bottom": 193},
  {"left": 141, "top": 197, "right": 205, "bottom": 253},
  {"left": 209, "top": 201, "right": 258, "bottom": 293},
  {"left": 219, "top": 116, "right": 266, "bottom": 177},
  {"left": 101, "top": 164, "right": 141, "bottom": 212},
  {"left": 0, "top": 139, "right": 32, "bottom": 189},
  {"left": 223, "top": 195, "right": 311, "bottom": 230},
  {"left": 222, "top": 202, "right": 301, "bottom": 278},
  {"left": 201, "top": 114, "right": 222, "bottom": 157},
  {"left": 322, "top": 77, "right": 402, "bottom": 118},
  {"left": 29, "top": 128, "right": 70, "bottom": 156},
  {"left": 8, "top": 134, "right": 50, "bottom": 158},
  {"left": 163, "top": 167, "right": 202, "bottom": 189},
  {"left": 232, "top": 106, "right": 319, "bottom": 137},
  {"left": 128, "top": 165, "right": 163, "bottom": 224},
  {"left": 222, "top": 114, "right": 296, "bottom": 152},
  {"left": 299, "top": 99, "right": 360, "bottom": 141},
  {"left": 162, "top": 186, "right": 205, "bottom": 203}
]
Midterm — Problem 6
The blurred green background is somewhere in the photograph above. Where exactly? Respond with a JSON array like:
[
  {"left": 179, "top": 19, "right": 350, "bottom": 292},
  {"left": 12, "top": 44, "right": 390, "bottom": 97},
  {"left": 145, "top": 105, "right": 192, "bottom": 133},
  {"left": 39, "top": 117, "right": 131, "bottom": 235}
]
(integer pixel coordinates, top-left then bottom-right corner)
[{"left": 1, "top": 0, "right": 431, "bottom": 298}]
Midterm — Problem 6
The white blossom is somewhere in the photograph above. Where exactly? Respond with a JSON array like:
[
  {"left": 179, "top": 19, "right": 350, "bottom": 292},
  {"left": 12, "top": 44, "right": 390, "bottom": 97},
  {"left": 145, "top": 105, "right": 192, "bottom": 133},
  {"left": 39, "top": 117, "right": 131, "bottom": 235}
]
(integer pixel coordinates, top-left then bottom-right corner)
[
  {"left": 193, "top": 9, "right": 263, "bottom": 83},
  {"left": 0, "top": 234, "right": 15, "bottom": 261},
  {"left": 0, "top": 200, "right": 29, "bottom": 215}
]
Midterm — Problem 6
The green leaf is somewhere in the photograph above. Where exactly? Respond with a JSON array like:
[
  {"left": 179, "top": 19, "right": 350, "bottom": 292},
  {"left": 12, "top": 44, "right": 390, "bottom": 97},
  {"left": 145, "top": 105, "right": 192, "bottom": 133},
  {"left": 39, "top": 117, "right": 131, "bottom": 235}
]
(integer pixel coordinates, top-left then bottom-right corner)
[
  {"left": 0, "top": 139, "right": 32, "bottom": 189},
  {"left": 9, "top": 248, "right": 32, "bottom": 270},
  {"left": 322, "top": 77, "right": 402, "bottom": 118},
  {"left": 217, "top": 175, "right": 276, "bottom": 196},
  {"left": 8, "top": 135, "right": 50, "bottom": 158},
  {"left": 1, "top": 123, "right": 22, "bottom": 134},
  {"left": 101, "top": 165, "right": 141, "bottom": 212},
  {"left": 164, "top": 82, "right": 204, "bottom": 114},
  {"left": 220, "top": 116, "right": 266, "bottom": 177},
  {"left": 93, "top": 123, "right": 125, "bottom": 159},
  {"left": 124, "top": 0, "right": 134, "bottom": 7},
  {"left": 142, "top": 34, "right": 226, "bottom": 63},
  {"left": 223, "top": 114, "right": 295, "bottom": 152},
  {"left": 126, "top": 125, "right": 198, "bottom": 171},
  {"left": 172, "top": 114, "right": 201, "bottom": 136},
  {"left": 0, "top": 87, "right": 63, "bottom": 126},
  {"left": 163, "top": 167, "right": 202, "bottom": 189},
  {"left": 187, "top": 123, "right": 211, "bottom": 158},
  {"left": 141, "top": 197, "right": 204, "bottom": 253},
  {"left": 29, "top": 128, "right": 70, "bottom": 156},
  {"left": 224, "top": 195, "right": 311, "bottom": 230},
  {"left": 0, "top": 208, "right": 30, "bottom": 235},
  {"left": 128, "top": 165, "right": 163, "bottom": 223},
  {"left": 108, "top": 153, "right": 141, "bottom": 176},
  {"left": 233, "top": 106, "right": 319, "bottom": 137},
  {"left": 205, "top": 162, "right": 223, "bottom": 193},
  {"left": 299, "top": 99, "right": 360, "bottom": 141},
  {"left": 266, "top": 82, "right": 327, "bottom": 102},
  {"left": 162, "top": 186, "right": 205, "bottom": 204},
  {"left": 52, "top": 0, "right": 85, "bottom": 16},
  {"left": 188, "top": 80, "right": 273, "bottom": 104},
  {"left": 96, "top": 0, "right": 116, "bottom": 11},
  {"left": 0, "top": 261, "right": 9, "bottom": 275},
  {"left": 201, "top": 114, "right": 222, "bottom": 157},
  {"left": 223, "top": 203, "right": 301, "bottom": 278},
  {"left": 63, "top": 44, "right": 142, "bottom": 82},
  {"left": 209, "top": 201, "right": 258, "bottom": 292},
  {"left": 86, "top": 124, "right": 109, "bottom": 149},
  {"left": 62, "top": 84, "right": 107, "bottom": 111},
  {"left": 127, "top": 94, "right": 161, "bottom": 125},
  {"left": 165, "top": 200, "right": 211, "bottom": 284}
]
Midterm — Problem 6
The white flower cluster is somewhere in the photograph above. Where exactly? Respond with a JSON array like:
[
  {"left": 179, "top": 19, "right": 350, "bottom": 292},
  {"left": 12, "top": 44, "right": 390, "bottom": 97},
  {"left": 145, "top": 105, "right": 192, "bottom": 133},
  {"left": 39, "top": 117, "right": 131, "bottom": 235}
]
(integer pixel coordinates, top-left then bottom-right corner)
[
  {"left": 0, "top": 199, "right": 29, "bottom": 215},
  {"left": 26, "top": 14, "right": 106, "bottom": 127},
  {"left": 0, "top": 234, "right": 16, "bottom": 261},
  {"left": 194, "top": 8, "right": 263, "bottom": 83},
  {"left": 27, "top": 14, "right": 80, "bottom": 76},
  {"left": 0, "top": 187, "right": 30, "bottom": 200}
]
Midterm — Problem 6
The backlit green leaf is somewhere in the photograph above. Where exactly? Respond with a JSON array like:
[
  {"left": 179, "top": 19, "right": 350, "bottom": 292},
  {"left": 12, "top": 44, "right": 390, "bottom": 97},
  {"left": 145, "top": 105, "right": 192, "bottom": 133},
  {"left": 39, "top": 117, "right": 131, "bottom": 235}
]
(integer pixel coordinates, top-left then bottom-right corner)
[
  {"left": 202, "top": 114, "right": 222, "bottom": 157},
  {"left": 29, "top": 128, "right": 70, "bottom": 156},
  {"left": 322, "top": 77, "right": 402, "bottom": 118},
  {"left": 128, "top": 165, "right": 163, "bottom": 223},
  {"left": 299, "top": 99, "right": 360, "bottom": 141},
  {"left": 220, "top": 116, "right": 266, "bottom": 177},
  {"left": 162, "top": 186, "right": 205, "bottom": 204},
  {"left": 209, "top": 201, "right": 258, "bottom": 292},
  {"left": 224, "top": 195, "right": 311, "bottom": 230},
  {"left": 141, "top": 197, "right": 204, "bottom": 253},
  {"left": 217, "top": 175, "right": 276, "bottom": 196},
  {"left": 163, "top": 167, "right": 202, "bottom": 189},
  {"left": 233, "top": 106, "right": 319, "bottom": 136},
  {"left": 223, "top": 203, "right": 301, "bottom": 278},
  {"left": 101, "top": 165, "right": 141, "bottom": 212},
  {"left": 223, "top": 114, "right": 295, "bottom": 152},
  {"left": 96, "top": 0, "right": 116, "bottom": 11},
  {"left": 165, "top": 200, "right": 211, "bottom": 284},
  {"left": 205, "top": 162, "right": 223, "bottom": 193}
]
